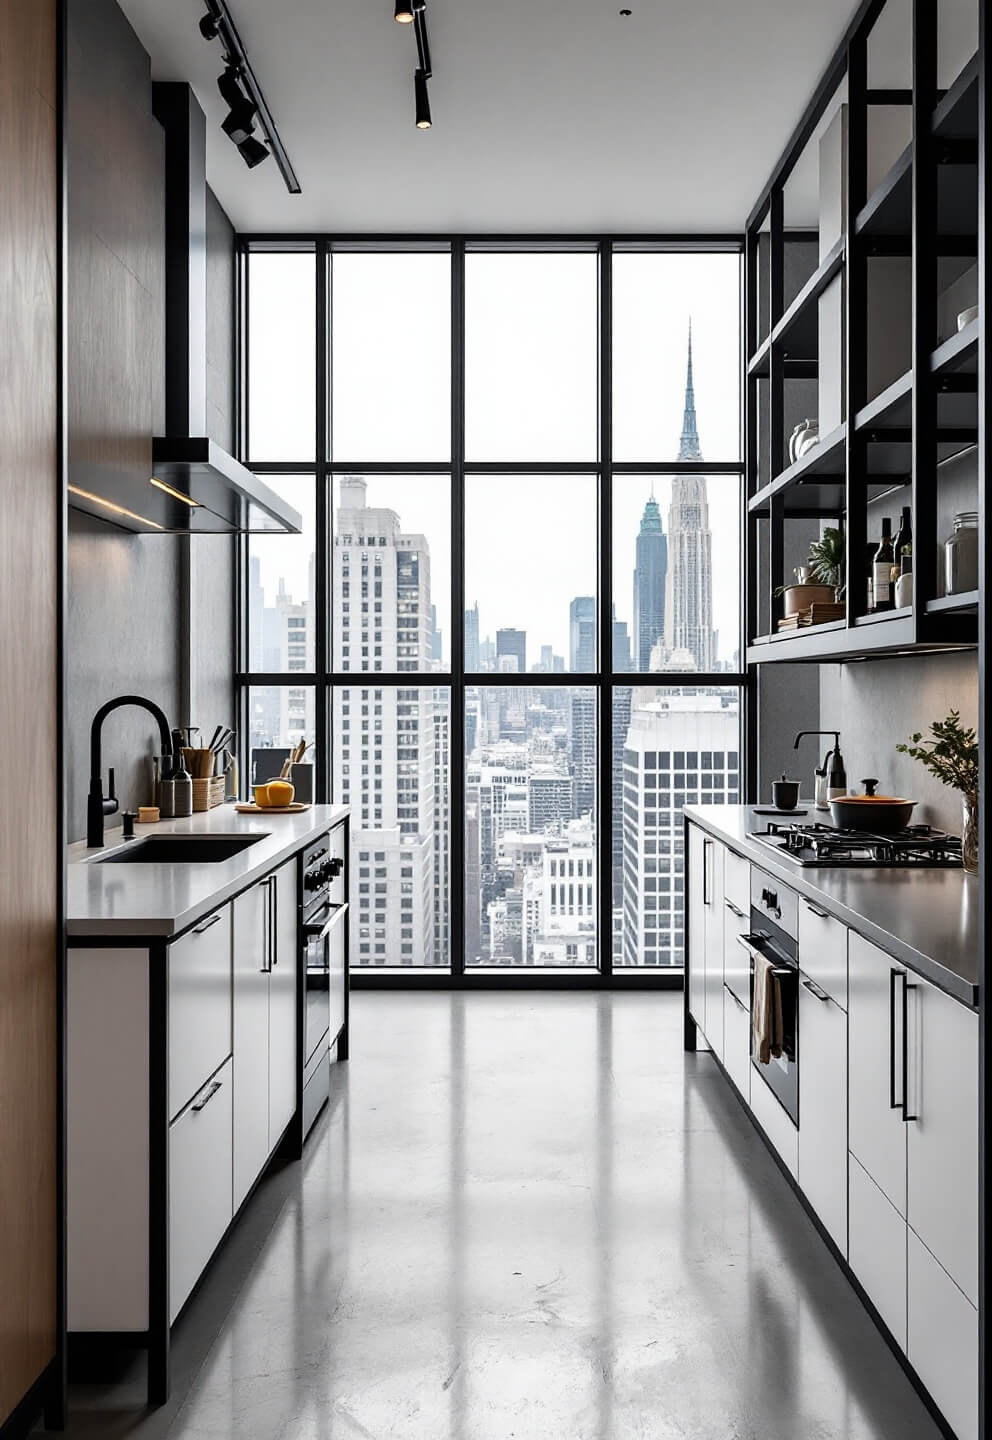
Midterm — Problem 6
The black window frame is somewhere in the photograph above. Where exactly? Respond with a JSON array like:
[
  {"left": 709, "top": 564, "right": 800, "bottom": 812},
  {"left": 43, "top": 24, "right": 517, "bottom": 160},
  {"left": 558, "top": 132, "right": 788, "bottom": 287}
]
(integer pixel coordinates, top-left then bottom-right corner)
[{"left": 235, "top": 234, "right": 751, "bottom": 985}]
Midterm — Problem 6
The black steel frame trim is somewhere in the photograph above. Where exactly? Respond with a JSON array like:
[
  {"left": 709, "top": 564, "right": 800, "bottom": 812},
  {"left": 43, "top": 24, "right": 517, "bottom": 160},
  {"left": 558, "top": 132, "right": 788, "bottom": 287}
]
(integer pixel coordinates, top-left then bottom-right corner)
[
  {"left": 236, "top": 235, "right": 750, "bottom": 980},
  {"left": 147, "top": 942, "right": 169, "bottom": 1405},
  {"left": 201, "top": 0, "right": 301, "bottom": 194},
  {"left": 978, "top": 6, "right": 990, "bottom": 1436},
  {"left": 240, "top": 232, "right": 744, "bottom": 249},
  {"left": 350, "top": 971, "right": 684, "bottom": 991}
]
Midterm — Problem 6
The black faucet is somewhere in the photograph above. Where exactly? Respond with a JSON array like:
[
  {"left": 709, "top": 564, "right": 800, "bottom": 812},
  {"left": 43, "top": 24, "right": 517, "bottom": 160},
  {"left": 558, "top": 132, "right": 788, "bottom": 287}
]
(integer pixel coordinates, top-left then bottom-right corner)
[{"left": 88, "top": 695, "right": 176, "bottom": 848}]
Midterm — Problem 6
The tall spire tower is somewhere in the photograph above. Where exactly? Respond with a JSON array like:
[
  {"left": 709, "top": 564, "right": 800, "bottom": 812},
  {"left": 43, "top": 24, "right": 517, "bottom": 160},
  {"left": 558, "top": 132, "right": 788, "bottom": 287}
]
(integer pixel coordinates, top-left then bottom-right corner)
[{"left": 665, "top": 320, "right": 714, "bottom": 671}]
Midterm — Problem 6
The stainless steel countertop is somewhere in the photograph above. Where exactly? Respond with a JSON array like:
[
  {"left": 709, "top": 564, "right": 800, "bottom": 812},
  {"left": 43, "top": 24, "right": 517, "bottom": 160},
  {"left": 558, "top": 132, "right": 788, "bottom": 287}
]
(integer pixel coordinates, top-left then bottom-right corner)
[
  {"left": 67, "top": 803, "right": 349, "bottom": 939},
  {"left": 684, "top": 805, "right": 979, "bottom": 1008}
]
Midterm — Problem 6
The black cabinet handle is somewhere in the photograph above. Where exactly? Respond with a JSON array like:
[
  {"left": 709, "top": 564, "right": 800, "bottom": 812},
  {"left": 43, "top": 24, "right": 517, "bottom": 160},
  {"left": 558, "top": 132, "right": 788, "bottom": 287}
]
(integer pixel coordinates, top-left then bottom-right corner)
[
  {"left": 702, "top": 839, "right": 711, "bottom": 906},
  {"left": 804, "top": 903, "right": 829, "bottom": 919},
  {"left": 724, "top": 898, "right": 745, "bottom": 919},
  {"left": 193, "top": 911, "right": 222, "bottom": 935},
  {"left": 725, "top": 984, "right": 748, "bottom": 1013},
  {"left": 191, "top": 1079, "right": 222, "bottom": 1113},
  {"left": 889, "top": 968, "right": 905, "bottom": 1112},
  {"left": 802, "top": 977, "right": 830, "bottom": 1002}
]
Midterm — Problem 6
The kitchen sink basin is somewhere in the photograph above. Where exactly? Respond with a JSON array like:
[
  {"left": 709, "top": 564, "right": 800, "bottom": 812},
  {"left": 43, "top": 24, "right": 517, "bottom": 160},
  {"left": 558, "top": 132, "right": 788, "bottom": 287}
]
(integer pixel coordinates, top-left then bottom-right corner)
[{"left": 95, "top": 834, "right": 268, "bottom": 864}]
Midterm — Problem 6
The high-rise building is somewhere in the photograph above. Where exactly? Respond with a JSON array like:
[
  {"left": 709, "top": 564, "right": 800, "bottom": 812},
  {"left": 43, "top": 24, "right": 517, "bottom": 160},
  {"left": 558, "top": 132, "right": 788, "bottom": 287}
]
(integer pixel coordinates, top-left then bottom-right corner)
[
  {"left": 430, "top": 605, "right": 443, "bottom": 664},
  {"left": 496, "top": 628, "right": 526, "bottom": 674},
  {"left": 610, "top": 685, "right": 632, "bottom": 913},
  {"left": 433, "top": 694, "right": 450, "bottom": 967},
  {"left": 611, "top": 606, "right": 631, "bottom": 673},
  {"left": 569, "top": 596, "right": 596, "bottom": 672},
  {"left": 621, "top": 689, "right": 739, "bottom": 967},
  {"left": 665, "top": 323, "right": 715, "bottom": 672},
  {"left": 633, "top": 491, "right": 668, "bottom": 671},
  {"left": 570, "top": 690, "right": 596, "bottom": 821},
  {"left": 465, "top": 602, "right": 480, "bottom": 672},
  {"left": 331, "top": 477, "right": 440, "bottom": 967},
  {"left": 527, "top": 770, "right": 573, "bottom": 832}
]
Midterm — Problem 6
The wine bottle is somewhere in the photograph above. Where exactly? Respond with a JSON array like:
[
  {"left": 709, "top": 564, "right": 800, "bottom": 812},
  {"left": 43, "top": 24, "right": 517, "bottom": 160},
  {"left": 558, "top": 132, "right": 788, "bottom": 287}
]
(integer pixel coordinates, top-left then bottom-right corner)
[
  {"left": 872, "top": 518, "right": 895, "bottom": 611},
  {"left": 891, "top": 506, "right": 912, "bottom": 588}
]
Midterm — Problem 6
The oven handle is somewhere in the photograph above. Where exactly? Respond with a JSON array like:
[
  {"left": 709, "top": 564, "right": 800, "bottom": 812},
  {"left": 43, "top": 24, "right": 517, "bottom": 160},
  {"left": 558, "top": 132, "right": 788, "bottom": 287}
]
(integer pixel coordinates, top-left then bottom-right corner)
[
  {"left": 303, "top": 901, "right": 349, "bottom": 943},
  {"left": 737, "top": 933, "right": 796, "bottom": 978}
]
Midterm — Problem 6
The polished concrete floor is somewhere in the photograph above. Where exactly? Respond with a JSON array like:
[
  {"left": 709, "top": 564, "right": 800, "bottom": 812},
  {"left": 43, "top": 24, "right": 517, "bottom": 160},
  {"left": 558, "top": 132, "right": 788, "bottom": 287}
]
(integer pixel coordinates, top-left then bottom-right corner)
[{"left": 50, "top": 993, "right": 944, "bottom": 1439}]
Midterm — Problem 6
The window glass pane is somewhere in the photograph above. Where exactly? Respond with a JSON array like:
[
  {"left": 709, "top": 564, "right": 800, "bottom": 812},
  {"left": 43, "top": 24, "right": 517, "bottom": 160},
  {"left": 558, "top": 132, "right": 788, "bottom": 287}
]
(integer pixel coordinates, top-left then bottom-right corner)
[
  {"left": 464, "top": 474, "right": 597, "bottom": 674},
  {"left": 247, "top": 476, "right": 316, "bottom": 674},
  {"left": 332, "top": 253, "right": 451, "bottom": 461},
  {"left": 612, "top": 252, "right": 741, "bottom": 462},
  {"left": 247, "top": 252, "right": 316, "bottom": 462},
  {"left": 332, "top": 474, "right": 449, "bottom": 672},
  {"left": 612, "top": 474, "right": 741, "bottom": 674},
  {"left": 248, "top": 686, "right": 316, "bottom": 795},
  {"left": 333, "top": 685, "right": 450, "bottom": 970},
  {"left": 465, "top": 686, "right": 597, "bottom": 968},
  {"left": 465, "top": 253, "right": 598, "bottom": 461},
  {"left": 612, "top": 685, "right": 740, "bottom": 968}
]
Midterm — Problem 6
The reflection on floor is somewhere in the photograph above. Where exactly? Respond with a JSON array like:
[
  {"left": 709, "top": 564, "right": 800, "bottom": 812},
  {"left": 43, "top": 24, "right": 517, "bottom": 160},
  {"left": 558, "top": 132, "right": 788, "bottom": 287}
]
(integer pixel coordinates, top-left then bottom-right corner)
[{"left": 47, "top": 993, "right": 943, "bottom": 1439}]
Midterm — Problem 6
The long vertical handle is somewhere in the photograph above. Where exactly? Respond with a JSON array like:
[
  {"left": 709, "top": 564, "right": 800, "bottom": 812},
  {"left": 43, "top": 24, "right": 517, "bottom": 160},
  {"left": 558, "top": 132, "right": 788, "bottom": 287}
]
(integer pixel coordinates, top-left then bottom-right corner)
[
  {"left": 889, "top": 968, "right": 903, "bottom": 1111},
  {"left": 702, "top": 838, "right": 711, "bottom": 907},
  {"left": 260, "top": 877, "right": 274, "bottom": 974},
  {"left": 269, "top": 874, "right": 278, "bottom": 967},
  {"left": 902, "top": 981, "right": 918, "bottom": 1123}
]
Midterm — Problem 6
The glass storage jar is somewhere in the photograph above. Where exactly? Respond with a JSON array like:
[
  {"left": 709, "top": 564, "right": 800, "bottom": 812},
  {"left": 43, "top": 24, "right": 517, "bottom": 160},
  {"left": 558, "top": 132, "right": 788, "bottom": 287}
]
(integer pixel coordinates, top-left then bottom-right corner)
[{"left": 943, "top": 511, "right": 979, "bottom": 595}]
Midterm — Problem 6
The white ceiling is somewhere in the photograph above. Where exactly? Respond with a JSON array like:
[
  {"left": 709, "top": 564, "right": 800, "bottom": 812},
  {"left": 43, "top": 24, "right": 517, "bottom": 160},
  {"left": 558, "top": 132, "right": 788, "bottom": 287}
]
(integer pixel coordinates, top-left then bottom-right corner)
[{"left": 117, "top": 0, "right": 861, "bottom": 234}]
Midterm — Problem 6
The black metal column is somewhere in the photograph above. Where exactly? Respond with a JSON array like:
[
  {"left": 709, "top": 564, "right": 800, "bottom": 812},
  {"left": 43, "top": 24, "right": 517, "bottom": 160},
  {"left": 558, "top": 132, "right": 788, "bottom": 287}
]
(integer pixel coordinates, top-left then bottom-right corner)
[
  {"left": 598, "top": 240, "right": 615, "bottom": 977},
  {"left": 449, "top": 241, "right": 466, "bottom": 975}
]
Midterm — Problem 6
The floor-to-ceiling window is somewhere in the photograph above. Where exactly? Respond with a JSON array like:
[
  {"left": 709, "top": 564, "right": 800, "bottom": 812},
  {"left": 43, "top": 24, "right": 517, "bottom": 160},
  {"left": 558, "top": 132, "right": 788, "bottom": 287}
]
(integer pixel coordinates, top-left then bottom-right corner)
[{"left": 238, "top": 240, "right": 744, "bottom": 976}]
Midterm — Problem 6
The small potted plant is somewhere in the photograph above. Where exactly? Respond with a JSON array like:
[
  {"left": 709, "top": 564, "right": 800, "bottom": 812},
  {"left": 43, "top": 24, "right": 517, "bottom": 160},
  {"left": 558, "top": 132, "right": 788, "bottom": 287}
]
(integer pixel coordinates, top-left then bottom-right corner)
[
  {"left": 896, "top": 710, "right": 979, "bottom": 873},
  {"left": 776, "top": 527, "right": 846, "bottom": 617}
]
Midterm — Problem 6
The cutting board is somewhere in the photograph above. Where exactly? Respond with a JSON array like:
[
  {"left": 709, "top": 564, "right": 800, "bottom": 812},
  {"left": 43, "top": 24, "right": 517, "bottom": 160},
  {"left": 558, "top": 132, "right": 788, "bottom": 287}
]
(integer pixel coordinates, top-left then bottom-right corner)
[{"left": 234, "top": 802, "right": 311, "bottom": 814}]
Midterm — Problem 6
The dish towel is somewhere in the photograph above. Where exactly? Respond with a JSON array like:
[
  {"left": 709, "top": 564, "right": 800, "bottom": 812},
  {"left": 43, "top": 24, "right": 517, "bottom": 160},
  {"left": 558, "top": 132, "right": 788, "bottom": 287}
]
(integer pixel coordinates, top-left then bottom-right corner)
[{"left": 752, "top": 951, "right": 784, "bottom": 1065}]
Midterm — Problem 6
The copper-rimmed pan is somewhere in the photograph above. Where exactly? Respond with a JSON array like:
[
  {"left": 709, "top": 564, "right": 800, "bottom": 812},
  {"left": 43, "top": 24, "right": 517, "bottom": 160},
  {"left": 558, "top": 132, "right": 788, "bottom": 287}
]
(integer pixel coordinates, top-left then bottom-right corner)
[{"left": 828, "top": 795, "right": 916, "bottom": 833}]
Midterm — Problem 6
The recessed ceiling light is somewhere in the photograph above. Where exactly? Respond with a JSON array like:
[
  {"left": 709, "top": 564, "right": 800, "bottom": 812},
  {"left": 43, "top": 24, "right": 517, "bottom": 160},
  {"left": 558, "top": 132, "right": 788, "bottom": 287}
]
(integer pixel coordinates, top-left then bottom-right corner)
[{"left": 619, "top": 8, "right": 632, "bottom": 14}]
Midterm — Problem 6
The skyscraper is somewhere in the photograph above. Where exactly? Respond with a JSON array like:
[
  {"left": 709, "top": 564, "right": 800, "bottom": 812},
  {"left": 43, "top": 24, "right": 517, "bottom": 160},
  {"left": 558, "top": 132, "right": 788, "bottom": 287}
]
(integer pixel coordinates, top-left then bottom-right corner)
[
  {"left": 465, "top": 601, "right": 480, "bottom": 672},
  {"left": 665, "top": 322, "right": 715, "bottom": 672},
  {"left": 569, "top": 690, "right": 596, "bottom": 821},
  {"left": 331, "top": 477, "right": 440, "bottom": 967},
  {"left": 633, "top": 491, "right": 667, "bottom": 671},
  {"left": 496, "top": 628, "right": 526, "bottom": 674},
  {"left": 568, "top": 596, "right": 596, "bottom": 672},
  {"left": 611, "top": 605, "right": 631, "bottom": 673}
]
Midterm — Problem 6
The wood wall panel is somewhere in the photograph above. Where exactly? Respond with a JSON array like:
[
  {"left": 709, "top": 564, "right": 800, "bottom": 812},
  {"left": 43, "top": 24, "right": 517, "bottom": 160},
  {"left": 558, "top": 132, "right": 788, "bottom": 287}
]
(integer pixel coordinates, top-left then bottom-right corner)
[{"left": 0, "top": 0, "right": 60, "bottom": 1424}]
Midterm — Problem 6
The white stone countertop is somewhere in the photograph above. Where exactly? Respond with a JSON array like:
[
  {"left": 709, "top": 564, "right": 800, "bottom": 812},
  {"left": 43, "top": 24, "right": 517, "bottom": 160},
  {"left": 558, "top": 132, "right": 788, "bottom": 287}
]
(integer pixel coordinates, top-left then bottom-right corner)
[{"left": 67, "top": 803, "right": 349, "bottom": 939}]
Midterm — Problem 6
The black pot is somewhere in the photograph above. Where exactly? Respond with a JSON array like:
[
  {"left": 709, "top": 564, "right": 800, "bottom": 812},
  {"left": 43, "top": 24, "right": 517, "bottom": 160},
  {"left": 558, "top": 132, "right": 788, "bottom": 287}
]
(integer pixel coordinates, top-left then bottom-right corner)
[{"left": 828, "top": 796, "right": 916, "bottom": 833}]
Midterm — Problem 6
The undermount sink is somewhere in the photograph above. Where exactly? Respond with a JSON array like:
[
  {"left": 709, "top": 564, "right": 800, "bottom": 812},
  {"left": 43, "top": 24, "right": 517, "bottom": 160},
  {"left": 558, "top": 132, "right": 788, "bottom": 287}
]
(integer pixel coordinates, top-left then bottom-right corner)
[{"left": 95, "top": 834, "right": 268, "bottom": 864}]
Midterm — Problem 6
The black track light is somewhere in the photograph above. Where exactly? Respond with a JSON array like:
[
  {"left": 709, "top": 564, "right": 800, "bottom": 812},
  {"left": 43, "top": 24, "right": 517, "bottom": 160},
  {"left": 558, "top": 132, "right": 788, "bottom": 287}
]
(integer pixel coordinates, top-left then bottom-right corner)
[
  {"left": 237, "top": 134, "right": 270, "bottom": 168},
  {"left": 199, "top": 12, "right": 221, "bottom": 39},
  {"left": 223, "top": 100, "right": 258, "bottom": 145},
  {"left": 394, "top": 0, "right": 414, "bottom": 22},
  {"left": 412, "top": 0, "right": 426, "bottom": 11},
  {"left": 217, "top": 63, "right": 246, "bottom": 109},
  {"left": 415, "top": 67, "right": 431, "bottom": 129}
]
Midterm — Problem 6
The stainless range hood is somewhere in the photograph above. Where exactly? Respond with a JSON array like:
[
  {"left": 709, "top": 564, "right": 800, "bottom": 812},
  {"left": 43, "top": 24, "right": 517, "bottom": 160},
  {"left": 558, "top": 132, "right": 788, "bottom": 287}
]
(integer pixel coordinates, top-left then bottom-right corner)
[{"left": 69, "top": 84, "right": 300, "bottom": 536}]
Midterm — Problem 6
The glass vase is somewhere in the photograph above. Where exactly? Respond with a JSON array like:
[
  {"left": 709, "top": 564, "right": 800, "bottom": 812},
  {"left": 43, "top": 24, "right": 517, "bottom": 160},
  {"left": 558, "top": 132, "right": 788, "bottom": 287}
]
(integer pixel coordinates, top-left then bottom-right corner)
[{"left": 961, "top": 792, "right": 979, "bottom": 875}]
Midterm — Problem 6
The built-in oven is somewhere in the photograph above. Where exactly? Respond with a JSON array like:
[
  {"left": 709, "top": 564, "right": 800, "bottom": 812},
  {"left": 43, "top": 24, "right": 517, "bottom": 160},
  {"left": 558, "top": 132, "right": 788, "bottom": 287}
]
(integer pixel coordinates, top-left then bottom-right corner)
[
  {"left": 299, "top": 832, "right": 348, "bottom": 1140},
  {"left": 739, "top": 869, "right": 800, "bottom": 1127}
]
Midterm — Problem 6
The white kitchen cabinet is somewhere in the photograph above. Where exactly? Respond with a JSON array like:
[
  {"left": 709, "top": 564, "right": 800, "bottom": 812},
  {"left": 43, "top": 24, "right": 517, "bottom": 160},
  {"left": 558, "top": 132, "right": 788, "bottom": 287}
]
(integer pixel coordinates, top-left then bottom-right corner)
[
  {"left": 723, "top": 848, "right": 749, "bottom": 917},
  {"left": 702, "top": 838, "right": 725, "bottom": 1060},
  {"left": 798, "top": 898, "right": 847, "bottom": 1008},
  {"left": 687, "top": 824, "right": 706, "bottom": 1033},
  {"left": 907, "top": 1229, "right": 978, "bottom": 1440},
  {"left": 798, "top": 969, "right": 847, "bottom": 1256},
  {"left": 749, "top": 1057, "right": 798, "bottom": 1177},
  {"left": 233, "top": 879, "right": 272, "bottom": 1212},
  {"left": 169, "top": 1057, "right": 233, "bottom": 1323},
  {"left": 906, "top": 976, "right": 979, "bottom": 1306},
  {"left": 167, "top": 904, "right": 232, "bottom": 1120},
  {"left": 847, "top": 932, "right": 907, "bottom": 1215},
  {"left": 722, "top": 984, "right": 750, "bottom": 1102},
  {"left": 269, "top": 858, "right": 299, "bottom": 1148},
  {"left": 849, "top": 1154, "right": 906, "bottom": 1350}
]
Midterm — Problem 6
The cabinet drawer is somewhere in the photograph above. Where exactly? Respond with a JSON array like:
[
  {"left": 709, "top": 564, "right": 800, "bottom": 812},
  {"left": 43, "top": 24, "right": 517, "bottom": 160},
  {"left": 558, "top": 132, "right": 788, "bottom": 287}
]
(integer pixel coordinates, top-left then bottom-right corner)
[
  {"left": 750, "top": 1063, "right": 798, "bottom": 1177},
  {"left": 798, "top": 977, "right": 847, "bottom": 1256},
  {"left": 169, "top": 1057, "right": 233, "bottom": 1323},
  {"left": 722, "top": 894, "right": 749, "bottom": 1007},
  {"left": 722, "top": 984, "right": 750, "bottom": 1103},
  {"left": 908, "top": 1230, "right": 978, "bottom": 1440},
  {"left": 849, "top": 1154, "right": 906, "bottom": 1351},
  {"left": 168, "top": 905, "right": 232, "bottom": 1120},
  {"left": 723, "top": 849, "right": 750, "bottom": 917},
  {"left": 798, "top": 900, "right": 847, "bottom": 1009}
]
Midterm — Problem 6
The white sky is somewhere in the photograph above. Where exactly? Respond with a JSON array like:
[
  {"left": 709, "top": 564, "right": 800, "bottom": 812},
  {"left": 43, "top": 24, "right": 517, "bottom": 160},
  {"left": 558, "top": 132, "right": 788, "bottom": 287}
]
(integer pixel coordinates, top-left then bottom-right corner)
[{"left": 247, "top": 249, "right": 742, "bottom": 669}]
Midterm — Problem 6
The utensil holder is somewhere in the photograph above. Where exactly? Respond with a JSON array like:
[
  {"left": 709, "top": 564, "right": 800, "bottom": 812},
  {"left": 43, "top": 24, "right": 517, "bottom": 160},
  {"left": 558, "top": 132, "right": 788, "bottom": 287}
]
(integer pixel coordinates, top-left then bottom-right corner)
[{"left": 192, "top": 776, "right": 226, "bottom": 812}]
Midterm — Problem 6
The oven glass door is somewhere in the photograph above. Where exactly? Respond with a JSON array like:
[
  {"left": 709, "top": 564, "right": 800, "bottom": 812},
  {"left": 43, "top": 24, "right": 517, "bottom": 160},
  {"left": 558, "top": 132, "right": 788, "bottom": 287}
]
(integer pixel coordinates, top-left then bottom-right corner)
[
  {"left": 304, "top": 903, "right": 347, "bottom": 1061},
  {"left": 749, "top": 947, "right": 799, "bottom": 1126}
]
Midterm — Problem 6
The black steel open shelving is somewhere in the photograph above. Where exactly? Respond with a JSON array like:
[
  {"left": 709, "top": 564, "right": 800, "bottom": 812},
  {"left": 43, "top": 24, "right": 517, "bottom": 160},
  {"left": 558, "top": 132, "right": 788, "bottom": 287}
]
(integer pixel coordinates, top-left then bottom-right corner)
[{"left": 744, "top": 0, "right": 982, "bottom": 667}]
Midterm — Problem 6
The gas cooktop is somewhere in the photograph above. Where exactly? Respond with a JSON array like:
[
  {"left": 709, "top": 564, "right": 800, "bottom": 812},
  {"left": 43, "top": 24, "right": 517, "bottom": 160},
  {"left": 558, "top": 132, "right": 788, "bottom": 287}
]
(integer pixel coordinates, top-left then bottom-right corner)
[{"left": 747, "top": 820, "right": 963, "bottom": 868}]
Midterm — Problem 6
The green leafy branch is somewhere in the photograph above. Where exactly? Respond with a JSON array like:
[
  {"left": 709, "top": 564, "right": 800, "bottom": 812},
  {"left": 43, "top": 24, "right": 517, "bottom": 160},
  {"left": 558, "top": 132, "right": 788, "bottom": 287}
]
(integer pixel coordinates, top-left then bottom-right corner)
[{"left": 896, "top": 710, "right": 979, "bottom": 797}]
